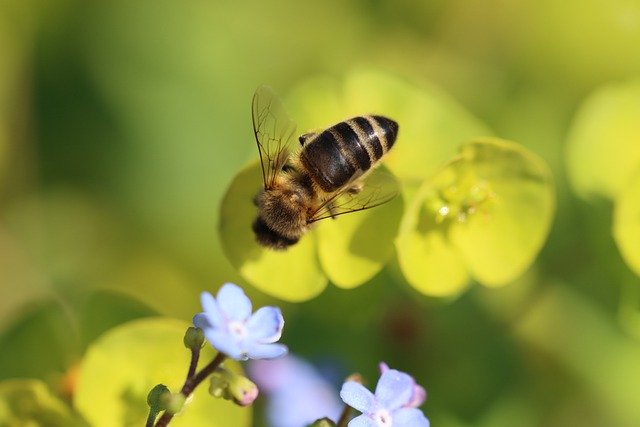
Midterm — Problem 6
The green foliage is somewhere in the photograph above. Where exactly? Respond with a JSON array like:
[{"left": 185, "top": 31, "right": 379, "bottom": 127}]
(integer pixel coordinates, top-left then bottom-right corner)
[
  {"left": 613, "top": 169, "right": 640, "bottom": 276},
  {"left": 0, "top": 379, "right": 81, "bottom": 426},
  {"left": 220, "top": 70, "right": 505, "bottom": 300},
  {"left": 397, "top": 139, "right": 555, "bottom": 295},
  {"left": 316, "top": 168, "right": 403, "bottom": 289},
  {"left": 566, "top": 79, "right": 640, "bottom": 199},
  {"left": 4, "top": 1, "right": 640, "bottom": 425},
  {"left": 220, "top": 71, "right": 555, "bottom": 300},
  {"left": 566, "top": 79, "right": 640, "bottom": 277},
  {"left": 74, "top": 318, "right": 250, "bottom": 427},
  {"left": 515, "top": 284, "right": 640, "bottom": 426}
]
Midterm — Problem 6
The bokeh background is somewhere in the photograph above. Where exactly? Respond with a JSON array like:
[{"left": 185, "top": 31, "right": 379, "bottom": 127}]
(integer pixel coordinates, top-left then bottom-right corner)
[{"left": 2, "top": 0, "right": 640, "bottom": 426}]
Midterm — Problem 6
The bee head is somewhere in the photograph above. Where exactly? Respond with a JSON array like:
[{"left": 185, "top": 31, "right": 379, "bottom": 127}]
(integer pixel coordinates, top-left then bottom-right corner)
[{"left": 252, "top": 216, "right": 299, "bottom": 250}]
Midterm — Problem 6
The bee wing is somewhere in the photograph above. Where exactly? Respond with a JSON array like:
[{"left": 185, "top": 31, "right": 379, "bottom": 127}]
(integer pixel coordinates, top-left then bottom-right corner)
[
  {"left": 309, "top": 168, "right": 399, "bottom": 223},
  {"left": 252, "top": 85, "right": 297, "bottom": 189}
]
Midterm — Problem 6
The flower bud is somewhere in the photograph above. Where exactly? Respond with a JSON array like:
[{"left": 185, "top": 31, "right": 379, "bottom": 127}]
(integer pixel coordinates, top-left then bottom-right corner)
[
  {"left": 164, "top": 393, "right": 186, "bottom": 415},
  {"left": 147, "top": 384, "right": 171, "bottom": 412},
  {"left": 208, "top": 366, "right": 259, "bottom": 406},
  {"left": 183, "top": 327, "right": 205, "bottom": 350}
]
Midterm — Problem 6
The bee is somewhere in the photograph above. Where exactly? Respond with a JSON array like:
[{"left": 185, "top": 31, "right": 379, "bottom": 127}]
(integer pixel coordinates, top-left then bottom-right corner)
[{"left": 251, "top": 85, "right": 399, "bottom": 250}]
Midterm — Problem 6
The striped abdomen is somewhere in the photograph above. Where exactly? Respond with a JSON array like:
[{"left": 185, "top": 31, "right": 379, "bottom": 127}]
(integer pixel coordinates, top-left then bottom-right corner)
[{"left": 299, "top": 115, "right": 398, "bottom": 193}]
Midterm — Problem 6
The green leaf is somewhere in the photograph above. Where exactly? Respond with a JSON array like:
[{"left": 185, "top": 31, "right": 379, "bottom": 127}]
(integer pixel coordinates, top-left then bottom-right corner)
[
  {"left": 0, "top": 300, "right": 80, "bottom": 382},
  {"left": 0, "top": 291, "right": 155, "bottom": 383},
  {"left": 397, "top": 139, "right": 555, "bottom": 295},
  {"left": 613, "top": 167, "right": 640, "bottom": 276},
  {"left": 74, "top": 318, "right": 250, "bottom": 427},
  {"left": 566, "top": 79, "right": 640, "bottom": 199},
  {"left": 219, "top": 160, "right": 327, "bottom": 302},
  {"left": 0, "top": 379, "right": 80, "bottom": 426},
  {"left": 514, "top": 284, "right": 640, "bottom": 426},
  {"left": 316, "top": 167, "right": 404, "bottom": 288},
  {"left": 396, "top": 192, "right": 470, "bottom": 296}
]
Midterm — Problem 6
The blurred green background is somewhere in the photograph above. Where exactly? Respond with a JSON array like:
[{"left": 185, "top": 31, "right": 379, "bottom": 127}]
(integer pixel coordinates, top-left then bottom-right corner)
[{"left": 2, "top": 0, "right": 640, "bottom": 426}]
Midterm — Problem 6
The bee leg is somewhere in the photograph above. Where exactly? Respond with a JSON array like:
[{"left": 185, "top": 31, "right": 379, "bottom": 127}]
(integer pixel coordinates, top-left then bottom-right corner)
[
  {"left": 298, "top": 132, "right": 317, "bottom": 146},
  {"left": 327, "top": 202, "right": 338, "bottom": 220}
]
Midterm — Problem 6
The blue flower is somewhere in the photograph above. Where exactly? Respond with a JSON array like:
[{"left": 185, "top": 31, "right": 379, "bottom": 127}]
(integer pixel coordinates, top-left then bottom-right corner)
[
  {"left": 378, "top": 362, "right": 426, "bottom": 408},
  {"left": 340, "top": 366, "right": 430, "bottom": 427},
  {"left": 193, "top": 283, "right": 288, "bottom": 361},
  {"left": 248, "top": 355, "right": 343, "bottom": 427}
]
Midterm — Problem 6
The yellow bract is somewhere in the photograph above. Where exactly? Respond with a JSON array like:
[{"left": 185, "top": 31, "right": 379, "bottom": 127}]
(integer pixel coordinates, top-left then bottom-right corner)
[
  {"left": 74, "top": 318, "right": 250, "bottom": 427},
  {"left": 566, "top": 79, "right": 640, "bottom": 277},
  {"left": 219, "top": 161, "right": 327, "bottom": 302},
  {"left": 613, "top": 168, "right": 640, "bottom": 276},
  {"left": 397, "top": 139, "right": 555, "bottom": 296}
]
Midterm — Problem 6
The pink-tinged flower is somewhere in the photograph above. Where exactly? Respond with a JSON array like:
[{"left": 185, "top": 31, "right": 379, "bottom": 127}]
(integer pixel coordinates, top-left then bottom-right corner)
[
  {"left": 378, "top": 362, "right": 426, "bottom": 408},
  {"left": 193, "top": 283, "right": 288, "bottom": 361},
  {"left": 340, "top": 366, "right": 429, "bottom": 427}
]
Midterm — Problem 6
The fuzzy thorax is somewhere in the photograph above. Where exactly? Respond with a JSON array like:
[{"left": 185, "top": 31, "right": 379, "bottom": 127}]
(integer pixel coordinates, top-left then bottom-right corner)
[{"left": 255, "top": 185, "right": 311, "bottom": 240}]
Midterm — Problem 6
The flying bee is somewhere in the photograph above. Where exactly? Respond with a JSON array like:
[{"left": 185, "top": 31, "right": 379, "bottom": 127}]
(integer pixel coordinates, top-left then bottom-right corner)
[{"left": 251, "top": 85, "right": 399, "bottom": 250}]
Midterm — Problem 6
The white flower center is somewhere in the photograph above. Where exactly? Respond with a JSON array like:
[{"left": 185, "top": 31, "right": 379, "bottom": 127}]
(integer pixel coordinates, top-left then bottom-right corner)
[
  {"left": 372, "top": 408, "right": 393, "bottom": 427},
  {"left": 228, "top": 320, "right": 248, "bottom": 340}
]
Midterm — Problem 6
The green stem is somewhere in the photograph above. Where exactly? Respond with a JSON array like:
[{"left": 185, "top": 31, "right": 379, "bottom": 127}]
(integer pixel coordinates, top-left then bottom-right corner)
[
  {"left": 154, "top": 352, "right": 227, "bottom": 427},
  {"left": 186, "top": 346, "right": 201, "bottom": 381},
  {"left": 145, "top": 410, "right": 158, "bottom": 427}
]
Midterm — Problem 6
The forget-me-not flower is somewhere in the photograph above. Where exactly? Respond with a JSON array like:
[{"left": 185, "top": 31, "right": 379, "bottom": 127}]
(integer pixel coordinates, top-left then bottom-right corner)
[
  {"left": 378, "top": 362, "right": 426, "bottom": 409},
  {"left": 193, "top": 283, "right": 288, "bottom": 361},
  {"left": 340, "top": 365, "right": 429, "bottom": 427},
  {"left": 248, "top": 355, "right": 343, "bottom": 427}
]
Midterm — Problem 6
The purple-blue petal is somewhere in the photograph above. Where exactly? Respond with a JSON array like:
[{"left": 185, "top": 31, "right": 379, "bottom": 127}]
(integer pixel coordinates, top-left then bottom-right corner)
[
  {"left": 374, "top": 369, "right": 414, "bottom": 410},
  {"left": 340, "top": 381, "right": 375, "bottom": 413},
  {"left": 246, "top": 342, "right": 288, "bottom": 360},
  {"left": 203, "top": 328, "right": 243, "bottom": 360},
  {"left": 216, "top": 283, "right": 252, "bottom": 321},
  {"left": 392, "top": 408, "right": 430, "bottom": 427},
  {"left": 246, "top": 306, "right": 284, "bottom": 342},
  {"left": 200, "top": 291, "right": 223, "bottom": 326},
  {"left": 347, "top": 414, "right": 376, "bottom": 427},
  {"left": 192, "top": 313, "right": 212, "bottom": 330}
]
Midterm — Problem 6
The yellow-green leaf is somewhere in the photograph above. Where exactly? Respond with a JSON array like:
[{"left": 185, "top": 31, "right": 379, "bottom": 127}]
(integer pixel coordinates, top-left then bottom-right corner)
[
  {"left": 613, "top": 167, "right": 640, "bottom": 276},
  {"left": 448, "top": 140, "right": 555, "bottom": 286},
  {"left": 0, "top": 379, "right": 78, "bottom": 426},
  {"left": 316, "top": 167, "right": 403, "bottom": 288},
  {"left": 74, "top": 318, "right": 250, "bottom": 427},
  {"left": 396, "top": 196, "right": 470, "bottom": 296},
  {"left": 397, "top": 139, "right": 555, "bottom": 295},
  {"left": 566, "top": 79, "right": 640, "bottom": 199},
  {"left": 219, "top": 161, "right": 327, "bottom": 302}
]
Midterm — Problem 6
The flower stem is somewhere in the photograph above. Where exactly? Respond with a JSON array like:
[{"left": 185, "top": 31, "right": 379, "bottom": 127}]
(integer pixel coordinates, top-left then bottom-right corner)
[
  {"left": 145, "top": 410, "right": 158, "bottom": 427},
  {"left": 336, "top": 403, "right": 352, "bottom": 427},
  {"left": 186, "top": 346, "right": 201, "bottom": 381},
  {"left": 154, "top": 352, "right": 227, "bottom": 427}
]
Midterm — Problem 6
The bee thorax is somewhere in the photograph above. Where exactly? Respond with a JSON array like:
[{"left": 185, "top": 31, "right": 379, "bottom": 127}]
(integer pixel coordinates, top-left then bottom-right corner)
[{"left": 257, "top": 189, "right": 310, "bottom": 239}]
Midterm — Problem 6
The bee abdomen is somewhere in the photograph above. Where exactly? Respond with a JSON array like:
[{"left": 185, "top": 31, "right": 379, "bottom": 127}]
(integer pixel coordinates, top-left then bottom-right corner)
[{"left": 300, "top": 115, "right": 398, "bottom": 193}]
